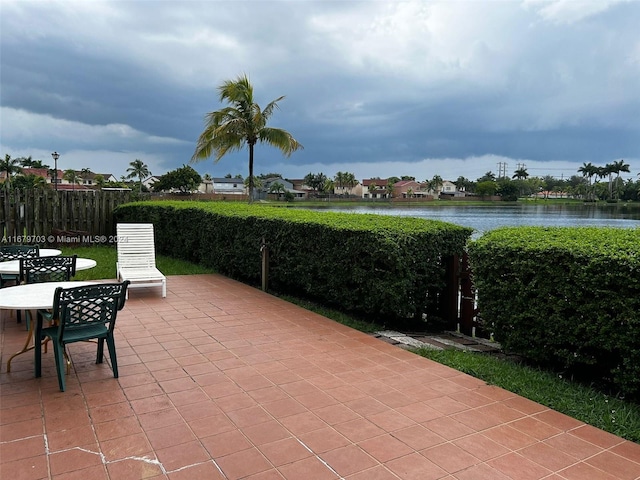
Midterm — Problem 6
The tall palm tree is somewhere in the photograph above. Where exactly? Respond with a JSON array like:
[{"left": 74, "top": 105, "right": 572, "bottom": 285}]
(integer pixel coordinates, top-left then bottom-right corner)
[
  {"left": 191, "top": 74, "right": 303, "bottom": 202},
  {"left": 610, "top": 159, "right": 630, "bottom": 199},
  {"left": 430, "top": 175, "right": 443, "bottom": 196},
  {"left": 126, "top": 159, "right": 151, "bottom": 193},
  {"left": 0, "top": 154, "right": 22, "bottom": 190},
  {"left": 578, "top": 162, "right": 597, "bottom": 201}
]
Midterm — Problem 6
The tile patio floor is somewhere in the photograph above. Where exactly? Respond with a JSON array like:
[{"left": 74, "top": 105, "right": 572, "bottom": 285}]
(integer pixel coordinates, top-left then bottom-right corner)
[{"left": 1, "top": 274, "right": 639, "bottom": 480}]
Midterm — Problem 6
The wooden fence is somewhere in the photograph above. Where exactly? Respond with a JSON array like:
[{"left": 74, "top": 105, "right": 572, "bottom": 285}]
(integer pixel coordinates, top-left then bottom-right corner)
[{"left": 1, "top": 189, "right": 132, "bottom": 244}]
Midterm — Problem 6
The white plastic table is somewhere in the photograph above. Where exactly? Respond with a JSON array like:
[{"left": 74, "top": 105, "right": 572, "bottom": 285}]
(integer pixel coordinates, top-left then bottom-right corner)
[
  {"left": 0, "top": 258, "right": 97, "bottom": 275},
  {"left": 40, "top": 249, "right": 62, "bottom": 257},
  {"left": 0, "top": 281, "right": 96, "bottom": 373}
]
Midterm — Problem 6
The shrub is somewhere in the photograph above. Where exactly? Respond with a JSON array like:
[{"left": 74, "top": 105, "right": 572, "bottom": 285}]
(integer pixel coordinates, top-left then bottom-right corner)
[
  {"left": 114, "top": 201, "right": 472, "bottom": 327},
  {"left": 468, "top": 226, "right": 640, "bottom": 397}
]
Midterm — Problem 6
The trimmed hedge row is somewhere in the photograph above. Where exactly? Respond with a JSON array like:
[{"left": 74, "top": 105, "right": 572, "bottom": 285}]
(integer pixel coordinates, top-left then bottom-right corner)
[
  {"left": 468, "top": 226, "right": 640, "bottom": 397},
  {"left": 114, "top": 201, "right": 472, "bottom": 326}
]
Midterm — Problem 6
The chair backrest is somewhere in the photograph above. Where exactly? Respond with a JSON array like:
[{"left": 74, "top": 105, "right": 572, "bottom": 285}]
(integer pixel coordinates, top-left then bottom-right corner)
[
  {"left": 53, "top": 281, "right": 130, "bottom": 337},
  {"left": 0, "top": 245, "right": 40, "bottom": 261},
  {"left": 20, "top": 255, "right": 77, "bottom": 284},
  {"left": 116, "top": 223, "right": 158, "bottom": 269}
]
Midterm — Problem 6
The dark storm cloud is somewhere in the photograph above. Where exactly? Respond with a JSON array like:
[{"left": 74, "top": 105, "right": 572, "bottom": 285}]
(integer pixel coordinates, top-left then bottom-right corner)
[{"left": 1, "top": 0, "right": 638, "bottom": 181}]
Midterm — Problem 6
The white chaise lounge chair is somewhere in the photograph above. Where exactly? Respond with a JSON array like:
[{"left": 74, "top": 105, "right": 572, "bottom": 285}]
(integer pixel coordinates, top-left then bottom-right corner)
[{"left": 116, "top": 223, "right": 166, "bottom": 298}]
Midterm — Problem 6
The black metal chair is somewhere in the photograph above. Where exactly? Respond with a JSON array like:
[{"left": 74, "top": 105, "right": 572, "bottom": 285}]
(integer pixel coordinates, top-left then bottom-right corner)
[
  {"left": 0, "top": 245, "right": 40, "bottom": 324},
  {"left": 0, "top": 245, "right": 40, "bottom": 287},
  {"left": 35, "top": 281, "right": 130, "bottom": 391},
  {"left": 19, "top": 255, "right": 77, "bottom": 330}
]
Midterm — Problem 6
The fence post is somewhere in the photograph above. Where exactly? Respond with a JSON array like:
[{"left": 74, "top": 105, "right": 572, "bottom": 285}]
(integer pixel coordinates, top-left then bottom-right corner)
[
  {"left": 440, "top": 255, "right": 460, "bottom": 331},
  {"left": 458, "top": 252, "right": 476, "bottom": 336},
  {"left": 260, "top": 237, "right": 269, "bottom": 292}
]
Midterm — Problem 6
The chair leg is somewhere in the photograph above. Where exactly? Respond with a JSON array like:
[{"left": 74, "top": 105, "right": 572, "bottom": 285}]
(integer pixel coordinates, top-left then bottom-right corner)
[
  {"left": 52, "top": 341, "right": 66, "bottom": 392},
  {"left": 105, "top": 335, "right": 118, "bottom": 378},
  {"left": 96, "top": 338, "right": 105, "bottom": 364}
]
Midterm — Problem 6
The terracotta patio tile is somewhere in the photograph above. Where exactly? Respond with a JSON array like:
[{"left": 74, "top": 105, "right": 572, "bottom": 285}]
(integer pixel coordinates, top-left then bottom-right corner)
[
  {"left": 358, "top": 433, "right": 414, "bottom": 462},
  {"left": 261, "top": 397, "right": 307, "bottom": 419},
  {"left": 344, "top": 465, "right": 403, "bottom": 480},
  {"left": 610, "top": 441, "right": 640, "bottom": 464},
  {"left": 321, "top": 444, "right": 378, "bottom": 476},
  {"left": 0, "top": 435, "right": 46, "bottom": 463},
  {"left": 298, "top": 427, "right": 351, "bottom": 453},
  {"left": 259, "top": 437, "right": 313, "bottom": 466},
  {"left": 201, "top": 429, "right": 252, "bottom": 457},
  {"left": 385, "top": 452, "right": 447, "bottom": 480},
  {"left": 334, "top": 417, "right": 386, "bottom": 442},
  {"left": 49, "top": 447, "right": 104, "bottom": 476},
  {"left": 452, "top": 432, "right": 511, "bottom": 461},
  {"left": 586, "top": 451, "right": 640, "bottom": 480},
  {"left": 215, "top": 446, "right": 272, "bottom": 479},
  {"left": 145, "top": 422, "right": 196, "bottom": 450},
  {"left": 187, "top": 413, "right": 236, "bottom": 438},
  {"left": 0, "top": 417, "right": 43, "bottom": 442},
  {"left": 487, "top": 452, "right": 553, "bottom": 480},
  {"left": 453, "top": 462, "right": 512, "bottom": 480},
  {"left": 0, "top": 454, "right": 50, "bottom": 480},
  {"left": 243, "top": 419, "right": 292, "bottom": 445},
  {"left": 137, "top": 407, "right": 183, "bottom": 431},
  {"left": 53, "top": 464, "right": 110, "bottom": 479},
  {"left": 277, "top": 456, "right": 339, "bottom": 479},
  {"left": 519, "top": 441, "right": 579, "bottom": 471},
  {"left": 313, "top": 403, "right": 360, "bottom": 425},
  {"left": 544, "top": 431, "right": 605, "bottom": 460},
  {"left": 570, "top": 424, "right": 626, "bottom": 449},
  {"left": 154, "top": 440, "right": 211, "bottom": 473},
  {"left": 558, "top": 462, "right": 621, "bottom": 480},
  {"left": 167, "top": 461, "right": 225, "bottom": 480},
  {"left": 100, "top": 432, "right": 154, "bottom": 461},
  {"left": 423, "top": 416, "right": 476, "bottom": 440},
  {"left": 47, "top": 424, "right": 98, "bottom": 451},
  {"left": 421, "top": 441, "right": 481, "bottom": 473},
  {"left": 105, "top": 457, "right": 165, "bottom": 479},
  {"left": 279, "top": 411, "right": 328, "bottom": 435}
]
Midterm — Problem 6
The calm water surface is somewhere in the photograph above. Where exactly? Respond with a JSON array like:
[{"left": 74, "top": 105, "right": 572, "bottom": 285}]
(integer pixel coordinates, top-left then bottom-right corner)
[{"left": 308, "top": 204, "right": 640, "bottom": 236}]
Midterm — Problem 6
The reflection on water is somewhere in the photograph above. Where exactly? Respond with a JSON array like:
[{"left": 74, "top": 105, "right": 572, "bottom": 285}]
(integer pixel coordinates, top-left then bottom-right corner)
[{"left": 307, "top": 204, "right": 640, "bottom": 236}]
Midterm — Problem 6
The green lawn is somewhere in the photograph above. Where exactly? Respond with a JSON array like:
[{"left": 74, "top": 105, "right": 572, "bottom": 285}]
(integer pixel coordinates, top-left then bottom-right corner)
[{"left": 60, "top": 245, "right": 216, "bottom": 281}]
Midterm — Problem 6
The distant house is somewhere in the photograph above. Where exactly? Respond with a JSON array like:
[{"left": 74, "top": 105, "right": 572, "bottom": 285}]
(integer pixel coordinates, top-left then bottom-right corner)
[
  {"left": 438, "top": 180, "right": 466, "bottom": 197},
  {"left": 361, "top": 178, "right": 389, "bottom": 198},
  {"left": 142, "top": 176, "right": 162, "bottom": 190},
  {"left": 211, "top": 177, "right": 245, "bottom": 195},
  {"left": 79, "top": 172, "right": 118, "bottom": 186},
  {"left": 259, "top": 177, "right": 306, "bottom": 199},
  {"left": 393, "top": 180, "right": 431, "bottom": 198}
]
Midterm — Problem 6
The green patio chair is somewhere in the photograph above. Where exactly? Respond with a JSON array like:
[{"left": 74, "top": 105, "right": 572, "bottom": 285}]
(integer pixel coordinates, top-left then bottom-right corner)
[
  {"left": 20, "top": 255, "right": 77, "bottom": 331},
  {"left": 1, "top": 245, "right": 40, "bottom": 324},
  {"left": 35, "top": 281, "right": 130, "bottom": 392}
]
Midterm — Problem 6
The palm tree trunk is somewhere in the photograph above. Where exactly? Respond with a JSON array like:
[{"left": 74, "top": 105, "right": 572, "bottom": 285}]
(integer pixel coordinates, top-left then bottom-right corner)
[{"left": 248, "top": 143, "right": 255, "bottom": 203}]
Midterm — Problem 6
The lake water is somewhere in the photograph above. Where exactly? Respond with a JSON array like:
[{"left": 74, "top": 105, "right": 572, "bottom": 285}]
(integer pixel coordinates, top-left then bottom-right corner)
[{"left": 305, "top": 204, "right": 640, "bottom": 236}]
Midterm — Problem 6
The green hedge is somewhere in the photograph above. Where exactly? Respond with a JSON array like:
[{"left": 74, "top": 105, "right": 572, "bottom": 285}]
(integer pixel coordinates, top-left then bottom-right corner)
[
  {"left": 468, "top": 226, "right": 640, "bottom": 397},
  {"left": 114, "top": 201, "right": 472, "bottom": 327}
]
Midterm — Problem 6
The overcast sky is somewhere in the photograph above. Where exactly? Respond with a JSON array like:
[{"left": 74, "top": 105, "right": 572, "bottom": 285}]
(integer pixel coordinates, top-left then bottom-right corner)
[{"left": 1, "top": 0, "right": 638, "bottom": 183}]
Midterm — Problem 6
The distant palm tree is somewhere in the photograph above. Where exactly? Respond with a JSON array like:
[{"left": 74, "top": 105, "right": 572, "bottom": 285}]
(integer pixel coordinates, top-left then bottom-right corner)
[
  {"left": 63, "top": 169, "right": 81, "bottom": 191},
  {"left": 126, "top": 159, "right": 151, "bottom": 193},
  {"left": 512, "top": 168, "right": 529, "bottom": 180},
  {"left": 578, "top": 162, "right": 598, "bottom": 200},
  {"left": 0, "top": 154, "right": 22, "bottom": 190},
  {"left": 430, "top": 175, "right": 443, "bottom": 196},
  {"left": 610, "top": 159, "right": 630, "bottom": 199},
  {"left": 191, "top": 74, "right": 303, "bottom": 202}
]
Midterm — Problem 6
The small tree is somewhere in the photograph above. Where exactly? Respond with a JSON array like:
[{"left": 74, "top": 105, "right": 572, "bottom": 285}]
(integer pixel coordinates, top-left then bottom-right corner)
[{"left": 152, "top": 165, "right": 201, "bottom": 194}]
